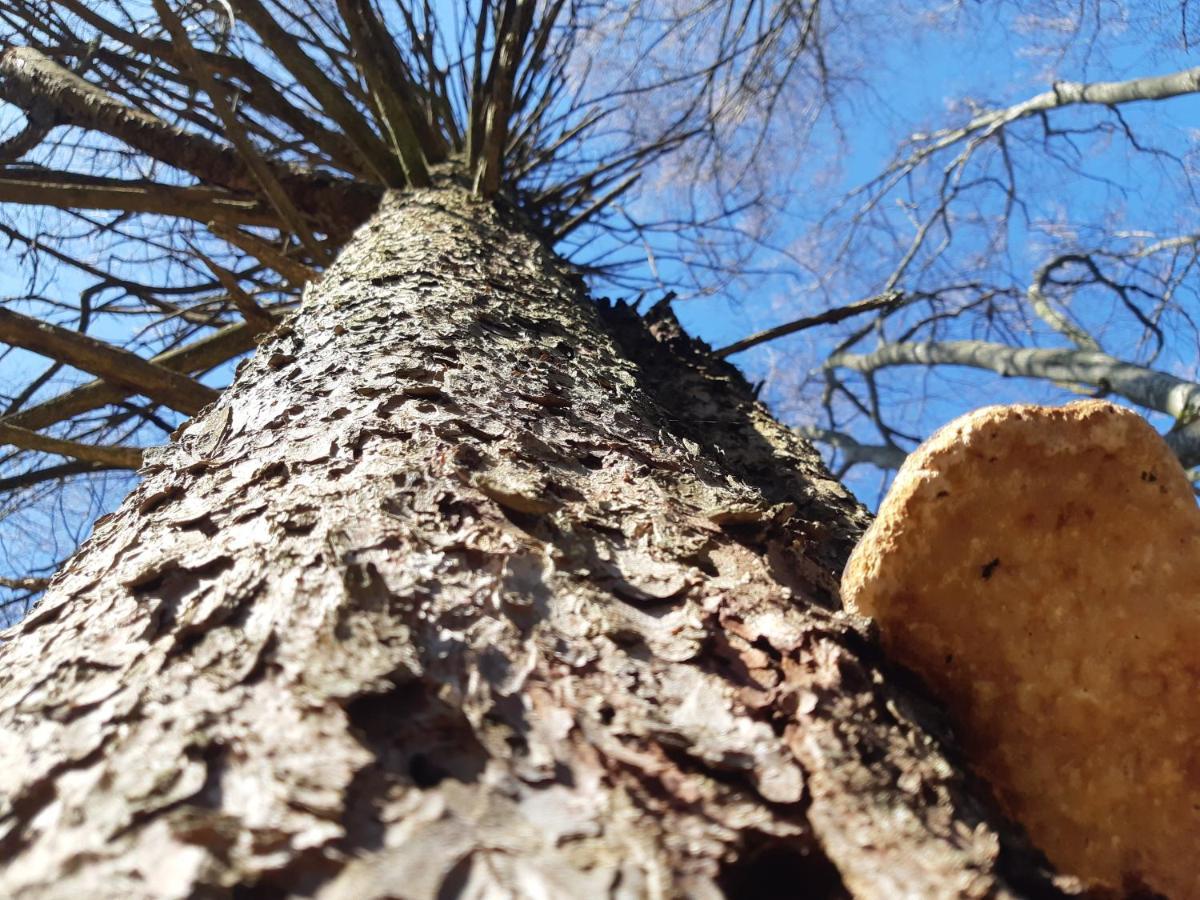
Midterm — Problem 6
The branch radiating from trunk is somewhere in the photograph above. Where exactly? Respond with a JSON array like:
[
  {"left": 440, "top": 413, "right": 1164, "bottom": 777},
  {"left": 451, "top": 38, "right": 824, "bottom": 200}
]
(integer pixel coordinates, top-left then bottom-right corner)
[
  {"left": 49, "top": 0, "right": 371, "bottom": 177},
  {"left": 0, "top": 423, "right": 143, "bottom": 469},
  {"left": 0, "top": 459, "right": 126, "bottom": 492},
  {"left": 1, "top": 322, "right": 260, "bottom": 432},
  {"left": 207, "top": 223, "right": 319, "bottom": 287},
  {"left": 337, "top": 0, "right": 433, "bottom": 185},
  {"left": 0, "top": 46, "right": 249, "bottom": 189},
  {"left": 717, "top": 291, "right": 903, "bottom": 358},
  {"left": 0, "top": 46, "right": 380, "bottom": 234},
  {"left": 0, "top": 169, "right": 281, "bottom": 226},
  {"left": 0, "top": 307, "right": 219, "bottom": 415},
  {"left": 0, "top": 575, "right": 50, "bottom": 592},
  {"left": 473, "top": 0, "right": 536, "bottom": 196},
  {"left": 232, "top": 0, "right": 408, "bottom": 187},
  {"left": 152, "top": 0, "right": 331, "bottom": 264}
]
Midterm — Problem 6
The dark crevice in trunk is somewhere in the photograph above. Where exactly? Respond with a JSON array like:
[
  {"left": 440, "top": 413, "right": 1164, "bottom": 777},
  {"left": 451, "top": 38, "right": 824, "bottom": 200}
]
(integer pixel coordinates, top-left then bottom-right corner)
[{"left": 717, "top": 831, "right": 850, "bottom": 900}]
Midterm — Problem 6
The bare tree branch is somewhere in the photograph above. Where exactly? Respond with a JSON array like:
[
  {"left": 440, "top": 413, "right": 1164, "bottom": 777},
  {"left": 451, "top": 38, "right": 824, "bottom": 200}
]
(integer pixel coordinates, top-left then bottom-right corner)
[
  {"left": 189, "top": 248, "right": 277, "bottom": 333},
  {"left": 0, "top": 46, "right": 246, "bottom": 187},
  {"left": 0, "top": 459, "right": 126, "bottom": 493},
  {"left": 900, "top": 65, "right": 1200, "bottom": 180},
  {"left": 0, "top": 306, "right": 219, "bottom": 415},
  {"left": 231, "top": 0, "right": 407, "bottom": 186},
  {"left": 0, "top": 575, "right": 50, "bottom": 592},
  {"left": 336, "top": 0, "right": 434, "bottom": 185},
  {"left": 829, "top": 338, "right": 1200, "bottom": 459},
  {"left": 718, "top": 291, "right": 903, "bottom": 358},
  {"left": 2, "top": 321, "right": 260, "bottom": 431},
  {"left": 0, "top": 423, "right": 142, "bottom": 468},
  {"left": 207, "top": 223, "right": 320, "bottom": 287},
  {"left": 0, "top": 168, "right": 281, "bottom": 226},
  {"left": 152, "top": 0, "right": 332, "bottom": 263},
  {"left": 474, "top": 0, "right": 536, "bottom": 196},
  {"left": 796, "top": 425, "right": 907, "bottom": 471}
]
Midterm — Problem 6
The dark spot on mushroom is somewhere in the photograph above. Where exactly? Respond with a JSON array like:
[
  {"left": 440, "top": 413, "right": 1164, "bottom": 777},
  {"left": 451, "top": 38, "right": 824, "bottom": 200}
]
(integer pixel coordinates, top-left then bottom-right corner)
[{"left": 981, "top": 558, "right": 1000, "bottom": 580}]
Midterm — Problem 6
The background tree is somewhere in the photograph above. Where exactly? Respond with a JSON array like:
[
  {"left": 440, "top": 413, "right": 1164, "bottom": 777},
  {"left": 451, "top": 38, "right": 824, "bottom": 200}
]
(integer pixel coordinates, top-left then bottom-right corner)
[
  {"left": 0, "top": 0, "right": 1092, "bottom": 895},
  {"left": 707, "top": 1, "right": 1200, "bottom": 500}
]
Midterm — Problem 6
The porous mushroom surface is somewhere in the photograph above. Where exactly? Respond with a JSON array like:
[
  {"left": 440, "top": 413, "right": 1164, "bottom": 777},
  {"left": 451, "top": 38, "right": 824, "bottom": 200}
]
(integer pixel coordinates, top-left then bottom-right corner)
[{"left": 842, "top": 400, "right": 1200, "bottom": 899}]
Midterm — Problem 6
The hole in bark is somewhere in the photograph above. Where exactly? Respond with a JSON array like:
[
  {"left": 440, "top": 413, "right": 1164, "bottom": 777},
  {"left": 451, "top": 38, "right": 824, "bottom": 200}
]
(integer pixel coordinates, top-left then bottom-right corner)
[
  {"left": 436, "top": 853, "right": 475, "bottom": 899},
  {"left": 750, "top": 636, "right": 783, "bottom": 663},
  {"left": 689, "top": 551, "right": 719, "bottom": 578},
  {"left": 231, "top": 851, "right": 342, "bottom": 898},
  {"left": 138, "top": 485, "right": 184, "bottom": 515},
  {"left": 337, "top": 680, "right": 489, "bottom": 868},
  {"left": 578, "top": 452, "right": 605, "bottom": 470},
  {"left": 176, "top": 515, "right": 219, "bottom": 537},
  {"left": 238, "top": 633, "right": 277, "bottom": 686},
  {"left": 173, "top": 629, "right": 207, "bottom": 657},
  {"left": 547, "top": 480, "right": 585, "bottom": 503},
  {"left": 436, "top": 494, "right": 478, "bottom": 528},
  {"left": 345, "top": 680, "right": 488, "bottom": 788},
  {"left": 408, "top": 753, "right": 448, "bottom": 787},
  {"left": 496, "top": 504, "right": 545, "bottom": 539},
  {"left": 717, "top": 835, "right": 848, "bottom": 899},
  {"left": 254, "top": 460, "right": 289, "bottom": 483}
]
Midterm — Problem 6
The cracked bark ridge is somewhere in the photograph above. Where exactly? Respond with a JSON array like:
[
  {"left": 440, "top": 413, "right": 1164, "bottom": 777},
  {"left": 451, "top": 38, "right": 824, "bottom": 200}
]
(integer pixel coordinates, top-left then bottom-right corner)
[{"left": 1, "top": 184, "right": 1084, "bottom": 897}]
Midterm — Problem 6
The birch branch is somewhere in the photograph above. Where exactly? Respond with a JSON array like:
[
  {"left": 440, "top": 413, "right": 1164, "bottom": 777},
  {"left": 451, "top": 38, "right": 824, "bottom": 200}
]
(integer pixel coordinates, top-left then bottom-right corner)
[
  {"left": 828, "top": 340, "right": 1200, "bottom": 422},
  {"left": 1026, "top": 257, "right": 1102, "bottom": 352},
  {"left": 901, "top": 66, "right": 1200, "bottom": 175},
  {"left": 796, "top": 426, "right": 907, "bottom": 471},
  {"left": 828, "top": 338, "right": 1200, "bottom": 466}
]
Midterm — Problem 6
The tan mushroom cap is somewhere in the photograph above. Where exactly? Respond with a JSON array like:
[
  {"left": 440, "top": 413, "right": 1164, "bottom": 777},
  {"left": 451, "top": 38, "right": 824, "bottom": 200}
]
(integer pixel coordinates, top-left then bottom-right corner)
[{"left": 842, "top": 400, "right": 1200, "bottom": 899}]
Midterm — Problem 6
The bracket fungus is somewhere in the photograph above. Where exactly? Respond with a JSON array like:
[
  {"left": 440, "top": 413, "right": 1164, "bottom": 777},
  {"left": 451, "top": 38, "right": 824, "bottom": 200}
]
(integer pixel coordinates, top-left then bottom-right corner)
[{"left": 842, "top": 400, "right": 1200, "bottom": 899}]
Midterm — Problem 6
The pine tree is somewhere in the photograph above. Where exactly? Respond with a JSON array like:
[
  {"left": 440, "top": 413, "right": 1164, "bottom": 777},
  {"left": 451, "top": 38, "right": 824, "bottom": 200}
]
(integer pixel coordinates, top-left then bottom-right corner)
[{"left": 0, "top": 2, "right": 1076, "bottom": 894}]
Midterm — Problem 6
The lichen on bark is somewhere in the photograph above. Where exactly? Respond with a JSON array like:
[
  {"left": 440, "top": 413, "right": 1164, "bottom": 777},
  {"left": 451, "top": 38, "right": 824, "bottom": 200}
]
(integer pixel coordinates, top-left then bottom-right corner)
[{"left": 0, "top": 183, "right": 1080, "bottom": 898}]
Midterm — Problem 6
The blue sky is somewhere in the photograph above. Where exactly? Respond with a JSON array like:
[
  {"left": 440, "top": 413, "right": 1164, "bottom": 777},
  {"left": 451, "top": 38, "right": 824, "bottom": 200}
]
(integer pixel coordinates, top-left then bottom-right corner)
[{"left": 654, "top": 3, "right": 1200, "bottom": 502}]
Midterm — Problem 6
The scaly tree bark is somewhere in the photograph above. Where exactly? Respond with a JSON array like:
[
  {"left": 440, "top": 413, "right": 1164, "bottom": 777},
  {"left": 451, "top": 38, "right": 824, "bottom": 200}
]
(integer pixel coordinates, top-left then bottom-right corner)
[{"left": 0, "top": 182, "right": 1078, "bottom": 897}]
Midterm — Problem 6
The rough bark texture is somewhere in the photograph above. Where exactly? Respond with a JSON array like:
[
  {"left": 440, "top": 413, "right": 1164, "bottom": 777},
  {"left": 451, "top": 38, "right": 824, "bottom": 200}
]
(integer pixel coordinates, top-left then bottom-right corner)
[{"left": 1, "top": 184, "right": 1082, "bottom": 898}]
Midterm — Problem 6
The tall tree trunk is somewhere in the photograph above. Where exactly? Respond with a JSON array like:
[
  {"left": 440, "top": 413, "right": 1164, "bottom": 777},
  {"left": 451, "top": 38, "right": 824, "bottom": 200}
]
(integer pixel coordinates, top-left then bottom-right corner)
[{"left": 0, "top": 183, "right": 1076, "bottom": 898}]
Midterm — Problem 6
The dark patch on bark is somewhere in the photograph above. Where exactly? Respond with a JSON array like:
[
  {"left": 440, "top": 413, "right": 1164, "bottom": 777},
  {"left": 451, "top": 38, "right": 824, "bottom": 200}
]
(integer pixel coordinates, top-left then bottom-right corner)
[{"left": 718, "top": 832, "right": 850, "bottom": 900}]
